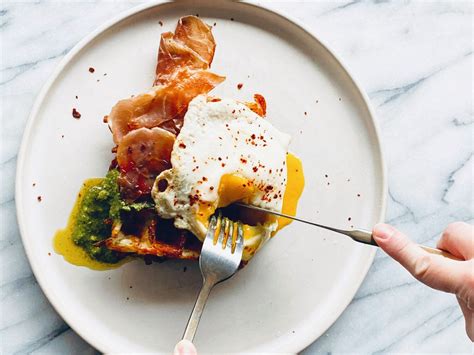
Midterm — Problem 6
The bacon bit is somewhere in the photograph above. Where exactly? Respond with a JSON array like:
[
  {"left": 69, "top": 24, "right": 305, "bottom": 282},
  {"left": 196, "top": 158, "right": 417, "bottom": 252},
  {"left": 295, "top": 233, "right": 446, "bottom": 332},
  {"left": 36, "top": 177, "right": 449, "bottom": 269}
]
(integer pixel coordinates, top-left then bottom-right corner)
[
  {"left": 237, "top": 83, "right": 243, "bottom": 90},
  {"left": 72, "top": 108, "right": 81, "bottom": 119},
  {"left": 252, "top": 167, "right": 258, "bottom": 172},
  {"left": 179, "top": 142, "right": 186, "bottom": 149},
  {"left": 88, "top": 67, "right": 95, "bottom": 73},
  {"left": 265, "top": 185, "right": 273, "bottom": 192},
  {"left": 37, "top": 196, "right": 42, "bottom": 202},
  {"left": 240, "top": 158, "right": 247, "bottom": 164},
  {"left": 251, "top": 134, "right": 256, "bottom": 139},
  {"left": 159, "top": 21, "right": 163, "bottom": 26}
]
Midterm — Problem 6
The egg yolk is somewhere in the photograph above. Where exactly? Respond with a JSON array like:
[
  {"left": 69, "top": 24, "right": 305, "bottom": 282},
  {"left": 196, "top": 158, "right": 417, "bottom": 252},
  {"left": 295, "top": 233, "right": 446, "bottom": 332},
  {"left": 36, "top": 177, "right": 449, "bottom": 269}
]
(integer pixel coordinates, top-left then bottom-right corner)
[{"left": 196, "top": 153, "right": 304, "bottom": 241}]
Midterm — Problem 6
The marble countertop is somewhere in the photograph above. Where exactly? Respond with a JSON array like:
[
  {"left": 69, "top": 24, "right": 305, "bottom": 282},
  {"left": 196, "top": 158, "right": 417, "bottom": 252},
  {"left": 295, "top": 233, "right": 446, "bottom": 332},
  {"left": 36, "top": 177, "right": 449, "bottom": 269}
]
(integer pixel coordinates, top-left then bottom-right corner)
[{"left": 1, "top": 1, "right": 472, "bottom": 353}]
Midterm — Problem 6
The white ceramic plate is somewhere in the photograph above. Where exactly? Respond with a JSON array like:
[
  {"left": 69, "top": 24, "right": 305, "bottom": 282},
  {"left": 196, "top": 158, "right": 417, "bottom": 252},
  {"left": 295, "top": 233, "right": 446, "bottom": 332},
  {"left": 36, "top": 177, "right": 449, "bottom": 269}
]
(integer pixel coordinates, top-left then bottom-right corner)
[{"left": 16, "top": 1, "right": 386, "bottom": 353}]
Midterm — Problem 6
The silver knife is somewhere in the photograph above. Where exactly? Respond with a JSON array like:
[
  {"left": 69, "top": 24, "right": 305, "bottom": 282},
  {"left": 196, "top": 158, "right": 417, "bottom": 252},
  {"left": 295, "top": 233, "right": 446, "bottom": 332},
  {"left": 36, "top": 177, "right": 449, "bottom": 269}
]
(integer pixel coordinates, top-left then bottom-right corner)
[{"left": 235, "top": 202, "right": 459, "bottom": 260}]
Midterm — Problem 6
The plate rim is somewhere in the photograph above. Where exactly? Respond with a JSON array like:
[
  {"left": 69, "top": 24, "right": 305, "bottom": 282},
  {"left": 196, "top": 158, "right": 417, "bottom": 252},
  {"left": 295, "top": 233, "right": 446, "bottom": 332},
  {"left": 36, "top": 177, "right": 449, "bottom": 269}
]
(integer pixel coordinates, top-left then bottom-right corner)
[{"left": 15, "top": 0, "right": 387, "bottom": 352}]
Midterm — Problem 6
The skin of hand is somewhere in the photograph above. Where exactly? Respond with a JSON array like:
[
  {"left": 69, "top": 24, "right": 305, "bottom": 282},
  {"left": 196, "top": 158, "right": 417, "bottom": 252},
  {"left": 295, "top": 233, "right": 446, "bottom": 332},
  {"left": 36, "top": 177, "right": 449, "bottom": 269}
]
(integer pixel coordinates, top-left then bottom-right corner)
[
  {"left": 372, "top": 222, "right": 474, "bottom": 341},
  {"left": 174, "top": 339, "right": 197, "bottom": 355}
]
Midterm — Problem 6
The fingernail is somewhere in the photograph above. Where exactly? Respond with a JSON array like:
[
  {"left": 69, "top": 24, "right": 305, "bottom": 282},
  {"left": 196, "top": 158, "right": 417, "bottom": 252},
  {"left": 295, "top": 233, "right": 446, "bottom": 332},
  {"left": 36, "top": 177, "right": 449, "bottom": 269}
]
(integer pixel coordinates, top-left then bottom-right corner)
[{"left": 374, "top": 223, "right": 395, "bottom": 240}]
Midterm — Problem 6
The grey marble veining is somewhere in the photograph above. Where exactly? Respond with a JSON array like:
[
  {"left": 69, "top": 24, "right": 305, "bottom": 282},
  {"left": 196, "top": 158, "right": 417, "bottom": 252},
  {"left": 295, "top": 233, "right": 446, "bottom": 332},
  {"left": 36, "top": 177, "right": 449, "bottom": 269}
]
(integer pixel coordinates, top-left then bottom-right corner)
[{"left": 1, "top": 1, "right": 472, "bottom": 354}]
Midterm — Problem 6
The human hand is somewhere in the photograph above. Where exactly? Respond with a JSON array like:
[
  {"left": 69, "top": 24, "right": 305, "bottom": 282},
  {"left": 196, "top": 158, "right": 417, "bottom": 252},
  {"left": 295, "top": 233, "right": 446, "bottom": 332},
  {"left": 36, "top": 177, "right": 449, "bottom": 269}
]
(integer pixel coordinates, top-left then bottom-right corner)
[
  {"left": 373, "top": 222, "right": 473, "bottom": 341},
  {"left": 174, "top": 339, "right": 197, "bottom": 355}
]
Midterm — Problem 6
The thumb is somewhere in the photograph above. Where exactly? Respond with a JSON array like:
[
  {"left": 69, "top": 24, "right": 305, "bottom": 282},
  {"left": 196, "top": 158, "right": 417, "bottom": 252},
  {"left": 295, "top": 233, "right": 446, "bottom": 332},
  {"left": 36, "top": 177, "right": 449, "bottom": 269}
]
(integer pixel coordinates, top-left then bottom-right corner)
[
  {"left": 372, "top": 223, "right": 468, "bottom": 294},
  {"left": 173, "top": 340, "right": 197, "bottom": 355}
]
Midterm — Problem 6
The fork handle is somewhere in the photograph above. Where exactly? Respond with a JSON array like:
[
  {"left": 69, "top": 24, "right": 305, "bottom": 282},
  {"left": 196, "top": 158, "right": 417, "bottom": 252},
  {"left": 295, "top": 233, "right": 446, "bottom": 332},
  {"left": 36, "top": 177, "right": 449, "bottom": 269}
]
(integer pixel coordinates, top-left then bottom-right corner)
[{"left": 183, "top": 277, "right": 216, "bottom": 342}]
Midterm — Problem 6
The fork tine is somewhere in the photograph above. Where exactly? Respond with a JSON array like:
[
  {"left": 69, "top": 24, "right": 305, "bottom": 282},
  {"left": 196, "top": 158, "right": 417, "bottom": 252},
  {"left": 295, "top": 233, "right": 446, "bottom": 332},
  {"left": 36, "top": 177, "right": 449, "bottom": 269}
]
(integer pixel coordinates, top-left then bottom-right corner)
[
  {"left": 206, "top": 215, "right": 218, "bottom": 242},
  {"left": 234, "top": 222, "right": 244, "bottom": 254},
  {"left": 225, "top": 220, "right": 234, "bottom": 251},
  {"left": 217, "top": 217, "right": 228, "bottom": 247},
  {"left": 212, "top": 212, "right": 222, "bottom": 245}
]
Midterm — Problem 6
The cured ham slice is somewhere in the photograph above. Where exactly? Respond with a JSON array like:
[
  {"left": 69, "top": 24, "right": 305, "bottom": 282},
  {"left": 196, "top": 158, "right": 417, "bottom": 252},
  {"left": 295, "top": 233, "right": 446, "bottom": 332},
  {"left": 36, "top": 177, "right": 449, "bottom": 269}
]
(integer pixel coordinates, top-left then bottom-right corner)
[
  {"left": 245, "top": 94, "right": 267, "bottom": 117},
  {"left": 155, "top": 15, "right": 216, "bottom": 85},
  {"left": 116, "top": 127, "right": 175, "bottom": 200},
  {"left": 109, "top": 69, "right": 225, "bottom": 143}
]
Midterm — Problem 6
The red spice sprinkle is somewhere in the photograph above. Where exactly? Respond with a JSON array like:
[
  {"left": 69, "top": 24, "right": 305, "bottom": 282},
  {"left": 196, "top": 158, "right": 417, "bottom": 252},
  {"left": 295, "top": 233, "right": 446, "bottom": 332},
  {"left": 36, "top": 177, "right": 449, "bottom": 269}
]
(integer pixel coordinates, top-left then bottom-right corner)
[
  {"left": 237, "top": 83, "right": 243, "bottom": 90},
  {"left": 72, "top": 108, "right": 81, "bottom": 119},
  {"left": 202, "top": 177, "right": 208, "bottom": 181},
  {"left": 348, "top": 217, "right": 352, "bottom": 221},
  {"left": 218, "top": 157, "right": 222, "bottom": 161},
  {"left": 210, "top": 186, "right": 214, "bottom": 190},
  {"left": 251, "top": 134, "right": 256, "bottom": 139},
  {"left": 240, "top": 158, "right": 247, "bottom": 164},
  {"left": 159, "top": 21, "right": 163, "bottom": 26},
  {"left": 48, "top": 252, "right": 51, "bottom": 256},
  {"left": 61, "top": 135, "right": 64, "bottom": 138},
  {"left": 327, "top": 182, "right": 330, "bottom": 186},
  {"left": 221, "top": 163, "right": 226, "bottom": 167},
  {"left": 357, "top": 193, "right": 361, "bottom": 197},
  {"left": 304, "top": 112, "right": 307, "bottom": 115},
  {"left": 325, "top": 174, "right": 328, "bottom": 178},
  {"left": 37, "top": 196, "right": 42, "bottom": 202},
  {"left": 32, "top": 183, "right": 36, "bottom": 187},
  {"left": 103, "top": 115, "right": 108, "bottom": 123},
  {"left": 252, "top": 167, "right": 258, "bottom": 172},
  {"left": 274, "top": 194, "right": 278, "bottom": 199},
  {"left": 213, "top": 22, "right": 217, "bottom": 26},
  {"left": 88, "top": 67, "right": 95, "bottom": 73},
  {"left": 179, "top": 142, "right": 186, "bottom": 149},
  {"left": 75, "top": 95, "right": 78, "bottom": 99}
]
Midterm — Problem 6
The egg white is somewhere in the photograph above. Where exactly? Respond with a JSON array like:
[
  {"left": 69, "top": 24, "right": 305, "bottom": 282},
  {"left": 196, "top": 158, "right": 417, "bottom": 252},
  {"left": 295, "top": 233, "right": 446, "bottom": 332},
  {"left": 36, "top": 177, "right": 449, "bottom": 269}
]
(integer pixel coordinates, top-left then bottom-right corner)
[{"left": 152, "top": 95, "right": 290, "bottom": 260}]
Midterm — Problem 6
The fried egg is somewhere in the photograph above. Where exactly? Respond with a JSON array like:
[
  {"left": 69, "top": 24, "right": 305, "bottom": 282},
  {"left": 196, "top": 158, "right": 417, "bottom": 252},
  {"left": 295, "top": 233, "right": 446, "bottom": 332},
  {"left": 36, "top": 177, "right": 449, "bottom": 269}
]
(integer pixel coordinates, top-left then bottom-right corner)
[{"left": 152, "top": 95, "right": 304, "bottom": 261}]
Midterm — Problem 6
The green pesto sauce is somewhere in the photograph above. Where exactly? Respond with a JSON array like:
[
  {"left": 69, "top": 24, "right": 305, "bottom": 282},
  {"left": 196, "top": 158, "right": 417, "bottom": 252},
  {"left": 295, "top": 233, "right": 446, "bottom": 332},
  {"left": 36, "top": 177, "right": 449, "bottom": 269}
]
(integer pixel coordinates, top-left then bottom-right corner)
[{"left": 72, "top": 170, "right": 123, "bottom": 264}]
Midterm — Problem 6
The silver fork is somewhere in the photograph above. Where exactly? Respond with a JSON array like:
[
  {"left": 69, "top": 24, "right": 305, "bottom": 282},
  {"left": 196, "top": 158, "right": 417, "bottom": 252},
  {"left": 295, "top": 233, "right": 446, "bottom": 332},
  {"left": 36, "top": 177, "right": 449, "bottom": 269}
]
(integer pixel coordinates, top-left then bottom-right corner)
[{"left": 182, "top": 213, "right": 244, "bottom": 342}]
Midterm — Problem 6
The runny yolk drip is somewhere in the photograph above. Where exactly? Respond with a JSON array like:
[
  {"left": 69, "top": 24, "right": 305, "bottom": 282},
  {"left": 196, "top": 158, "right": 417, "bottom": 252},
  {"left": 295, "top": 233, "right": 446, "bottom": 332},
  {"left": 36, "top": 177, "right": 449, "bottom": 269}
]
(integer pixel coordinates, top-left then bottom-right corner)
[
  {"left": 53, "top": 179, "right": 128, "bottom": 270},
  {"left": 196, "top": 153, "right": 304, "bottom": 240},
  {"left": 276, "top": 153, "right": 305, "bottom": 232}
]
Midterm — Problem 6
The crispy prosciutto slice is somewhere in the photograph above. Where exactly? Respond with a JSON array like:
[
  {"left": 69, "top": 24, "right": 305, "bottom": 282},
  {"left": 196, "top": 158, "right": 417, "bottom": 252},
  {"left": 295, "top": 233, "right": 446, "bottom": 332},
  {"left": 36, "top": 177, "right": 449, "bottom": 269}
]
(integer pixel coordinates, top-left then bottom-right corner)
[
  {"left": 116, "top": 127, "right": 175, "bottom": 200},
  {"left": 155, "top": 15, "right": 216, "bottom": 85},
  {"left": 110, "top": 69, "right": 224, "bottom": 143},
  {"left": 245, "top": 94, "right": 267, "bottom": 117}
]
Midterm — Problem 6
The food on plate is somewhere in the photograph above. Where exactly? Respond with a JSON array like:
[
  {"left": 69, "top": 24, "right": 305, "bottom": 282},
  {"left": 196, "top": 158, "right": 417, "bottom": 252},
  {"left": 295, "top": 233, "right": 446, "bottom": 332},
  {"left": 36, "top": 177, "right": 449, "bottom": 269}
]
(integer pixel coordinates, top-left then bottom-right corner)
[{"left": 54, "top": 16, "right": 304, "bottom": 269}]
